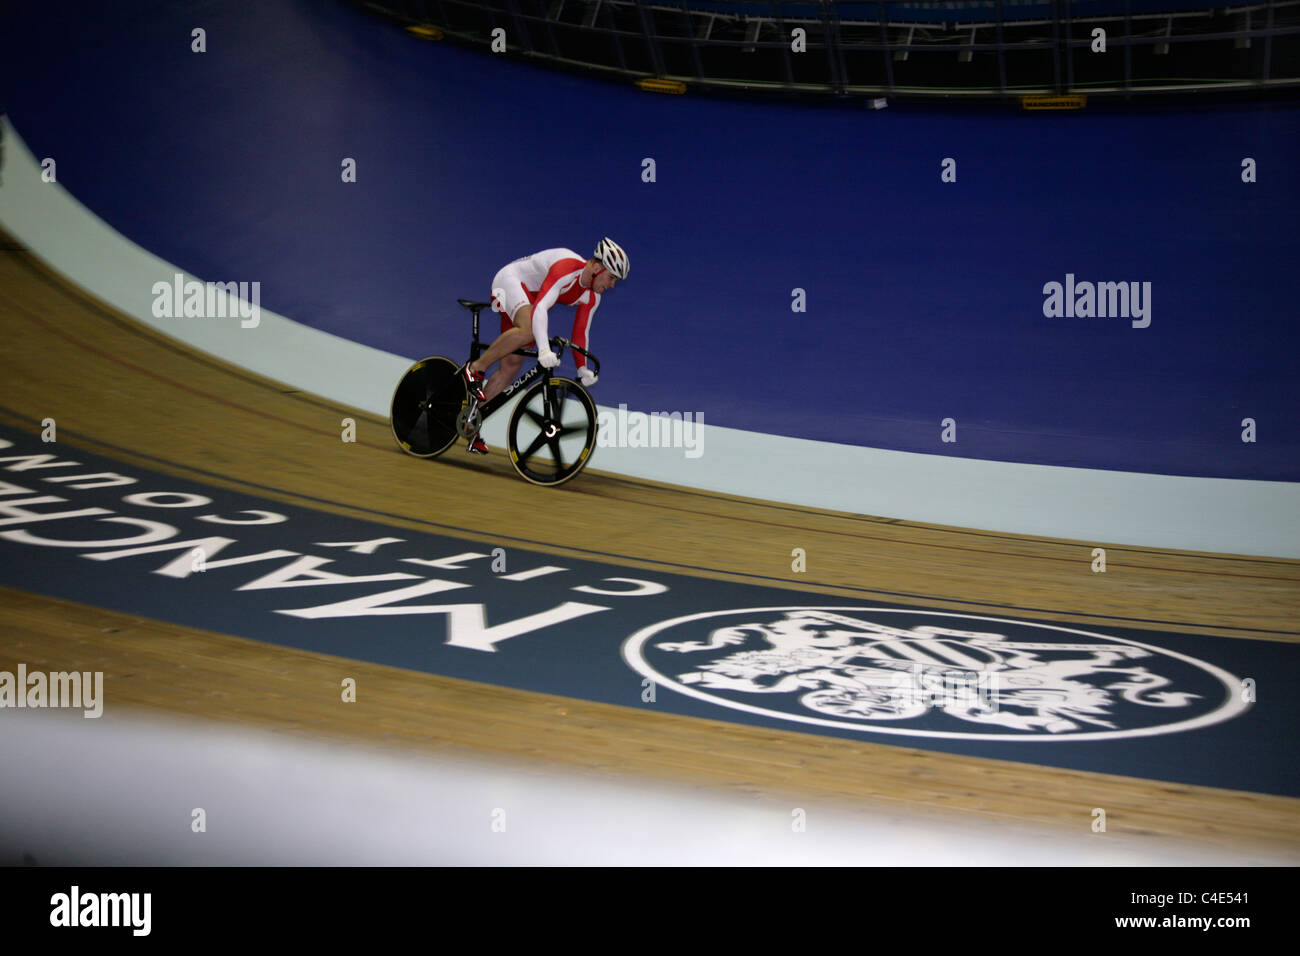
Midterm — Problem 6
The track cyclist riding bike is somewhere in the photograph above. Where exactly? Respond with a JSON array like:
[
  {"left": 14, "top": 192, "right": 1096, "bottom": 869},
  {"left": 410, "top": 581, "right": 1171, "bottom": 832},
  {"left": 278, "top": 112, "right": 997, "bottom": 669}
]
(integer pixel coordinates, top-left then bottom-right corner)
[{"left": 460, "top": 238, "right": 629, "bottom": 454}]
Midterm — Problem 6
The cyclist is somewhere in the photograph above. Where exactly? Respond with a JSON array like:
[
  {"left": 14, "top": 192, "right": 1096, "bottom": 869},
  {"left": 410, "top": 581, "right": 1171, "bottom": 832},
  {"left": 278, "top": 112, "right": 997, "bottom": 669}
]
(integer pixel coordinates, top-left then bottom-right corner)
[{"left": 461, "top": 238, "right": 629, "bottom": 454}]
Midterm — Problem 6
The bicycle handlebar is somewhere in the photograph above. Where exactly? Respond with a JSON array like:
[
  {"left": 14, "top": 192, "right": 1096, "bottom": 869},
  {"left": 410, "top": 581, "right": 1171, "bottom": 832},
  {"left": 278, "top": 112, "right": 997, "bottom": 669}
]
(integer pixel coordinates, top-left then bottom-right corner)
[
  {"left": 508, "top": 337, "right": 600, "bottom": 377},
  {"left": 550, "top": 337, "right": 600, "bottom": 377}
]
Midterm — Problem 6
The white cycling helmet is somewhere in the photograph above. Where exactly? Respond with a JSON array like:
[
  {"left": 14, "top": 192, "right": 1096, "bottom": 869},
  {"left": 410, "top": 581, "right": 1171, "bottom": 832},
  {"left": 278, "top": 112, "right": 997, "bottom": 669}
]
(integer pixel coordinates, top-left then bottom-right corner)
[{"left": 593, "top": 237, "right": 629, "bottom": 280}]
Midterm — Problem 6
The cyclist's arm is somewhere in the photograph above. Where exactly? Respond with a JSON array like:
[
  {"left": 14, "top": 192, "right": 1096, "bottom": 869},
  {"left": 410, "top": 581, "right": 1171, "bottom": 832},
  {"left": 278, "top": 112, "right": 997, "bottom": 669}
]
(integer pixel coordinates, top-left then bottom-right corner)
[
  {"left": 530, "top": 263, "right": 584, "bottom": 354},
  {"left": 571, "top": 294, "right": 600, "bottom": 369}
]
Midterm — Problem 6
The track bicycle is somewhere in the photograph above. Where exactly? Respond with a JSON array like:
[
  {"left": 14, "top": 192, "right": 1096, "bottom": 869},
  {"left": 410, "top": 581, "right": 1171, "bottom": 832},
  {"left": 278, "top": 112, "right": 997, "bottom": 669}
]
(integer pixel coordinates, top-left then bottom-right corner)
[{"left": 389, "top": 298, "right": 600, "bottom": 486}]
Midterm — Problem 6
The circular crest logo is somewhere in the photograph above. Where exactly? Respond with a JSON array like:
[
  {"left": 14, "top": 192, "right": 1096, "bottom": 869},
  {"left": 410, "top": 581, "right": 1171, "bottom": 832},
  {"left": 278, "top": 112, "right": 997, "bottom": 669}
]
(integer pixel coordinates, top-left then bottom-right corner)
[{"left": 622, "top": 607, "right": 1249, "bottom": 740}]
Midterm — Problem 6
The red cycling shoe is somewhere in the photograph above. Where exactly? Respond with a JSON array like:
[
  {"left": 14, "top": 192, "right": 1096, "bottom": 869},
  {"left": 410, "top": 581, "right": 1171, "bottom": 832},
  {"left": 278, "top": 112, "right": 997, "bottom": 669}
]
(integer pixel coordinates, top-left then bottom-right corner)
[{"left": 462, "top": 364, "right": 486, "bottom": 401}]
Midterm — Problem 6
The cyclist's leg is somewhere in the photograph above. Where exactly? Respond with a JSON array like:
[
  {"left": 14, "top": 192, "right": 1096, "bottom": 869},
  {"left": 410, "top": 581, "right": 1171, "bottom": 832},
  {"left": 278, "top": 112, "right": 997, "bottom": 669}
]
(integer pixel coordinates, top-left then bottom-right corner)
[
  {"left": 484, "top": 352, "right": 525, "bottom": 403},
  {"left": 467, "top": 305, "right": 530, "bottom": 453},
  {"left": 474, "top": 304, "right": 533, "bottom": 396},
  {"left": 470, "top": 274, "right": 533, "bottom": 377}
]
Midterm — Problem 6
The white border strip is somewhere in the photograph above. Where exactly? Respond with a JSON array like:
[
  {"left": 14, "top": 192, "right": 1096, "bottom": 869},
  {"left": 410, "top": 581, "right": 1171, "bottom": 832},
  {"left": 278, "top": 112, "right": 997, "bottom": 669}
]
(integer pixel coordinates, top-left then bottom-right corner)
[
  {"left": 6, "top": 708, "right": 1289, "bottom": 865},
  {"left": 3, "top": 117, "right": 1297, "bottom": 557}
]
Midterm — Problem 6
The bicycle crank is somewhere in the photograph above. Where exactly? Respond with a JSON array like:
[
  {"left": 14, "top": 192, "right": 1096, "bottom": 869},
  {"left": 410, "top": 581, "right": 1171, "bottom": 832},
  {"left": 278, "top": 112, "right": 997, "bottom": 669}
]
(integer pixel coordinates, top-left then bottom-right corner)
[{"left": 455, "top": 402, "right": 483, "bottom": 440}]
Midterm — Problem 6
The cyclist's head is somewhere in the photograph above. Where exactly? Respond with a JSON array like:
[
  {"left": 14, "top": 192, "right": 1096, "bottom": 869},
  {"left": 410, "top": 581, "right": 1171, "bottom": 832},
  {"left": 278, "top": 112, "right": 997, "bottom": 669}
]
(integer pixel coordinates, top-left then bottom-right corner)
[{"left": 593, "top": 238, "right": 629, "bottom": 280}]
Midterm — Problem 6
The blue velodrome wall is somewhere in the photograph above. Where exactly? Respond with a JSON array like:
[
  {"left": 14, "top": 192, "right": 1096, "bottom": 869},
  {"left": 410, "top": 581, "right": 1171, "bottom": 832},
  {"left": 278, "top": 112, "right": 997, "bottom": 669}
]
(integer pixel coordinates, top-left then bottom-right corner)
[{"left": 2, "top": 0, "right": 1297, "bottom": 481}]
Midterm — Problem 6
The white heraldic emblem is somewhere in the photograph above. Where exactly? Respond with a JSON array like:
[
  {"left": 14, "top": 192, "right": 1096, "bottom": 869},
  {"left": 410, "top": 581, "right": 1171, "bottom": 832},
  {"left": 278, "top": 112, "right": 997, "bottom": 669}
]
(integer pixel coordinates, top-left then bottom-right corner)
[{"left": 623, "top": 608, "right": 1249, "bottom": 741}]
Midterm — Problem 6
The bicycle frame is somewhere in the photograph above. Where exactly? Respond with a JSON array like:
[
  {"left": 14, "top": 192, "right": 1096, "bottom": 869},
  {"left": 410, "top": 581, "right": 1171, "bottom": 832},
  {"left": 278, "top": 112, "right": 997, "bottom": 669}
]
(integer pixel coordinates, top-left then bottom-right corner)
[{"left": 464, "top": 303, "right": 600, "bottom": 423}]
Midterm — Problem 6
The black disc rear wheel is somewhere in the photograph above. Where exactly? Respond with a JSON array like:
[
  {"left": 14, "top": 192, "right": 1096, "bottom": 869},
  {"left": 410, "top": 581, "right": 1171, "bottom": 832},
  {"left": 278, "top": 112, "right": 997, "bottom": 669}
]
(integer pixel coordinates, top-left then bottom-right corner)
[{"left": 389, "top": 356, "right": 466, "bottom": 458}]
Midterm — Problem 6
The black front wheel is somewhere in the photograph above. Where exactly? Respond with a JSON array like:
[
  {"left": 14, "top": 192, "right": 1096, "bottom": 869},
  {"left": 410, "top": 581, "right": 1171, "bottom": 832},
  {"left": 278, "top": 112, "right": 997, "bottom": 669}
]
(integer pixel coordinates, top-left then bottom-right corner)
[{"left": 506, "top": 378, "right": 598, "bottom": 486}]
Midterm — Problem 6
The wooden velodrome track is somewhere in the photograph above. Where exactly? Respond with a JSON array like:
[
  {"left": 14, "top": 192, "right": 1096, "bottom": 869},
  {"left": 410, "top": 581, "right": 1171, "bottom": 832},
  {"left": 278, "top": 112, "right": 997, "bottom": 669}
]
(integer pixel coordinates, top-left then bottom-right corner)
[{"left": 2, "top": 232, "right": 1297, "bottom": 858}]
